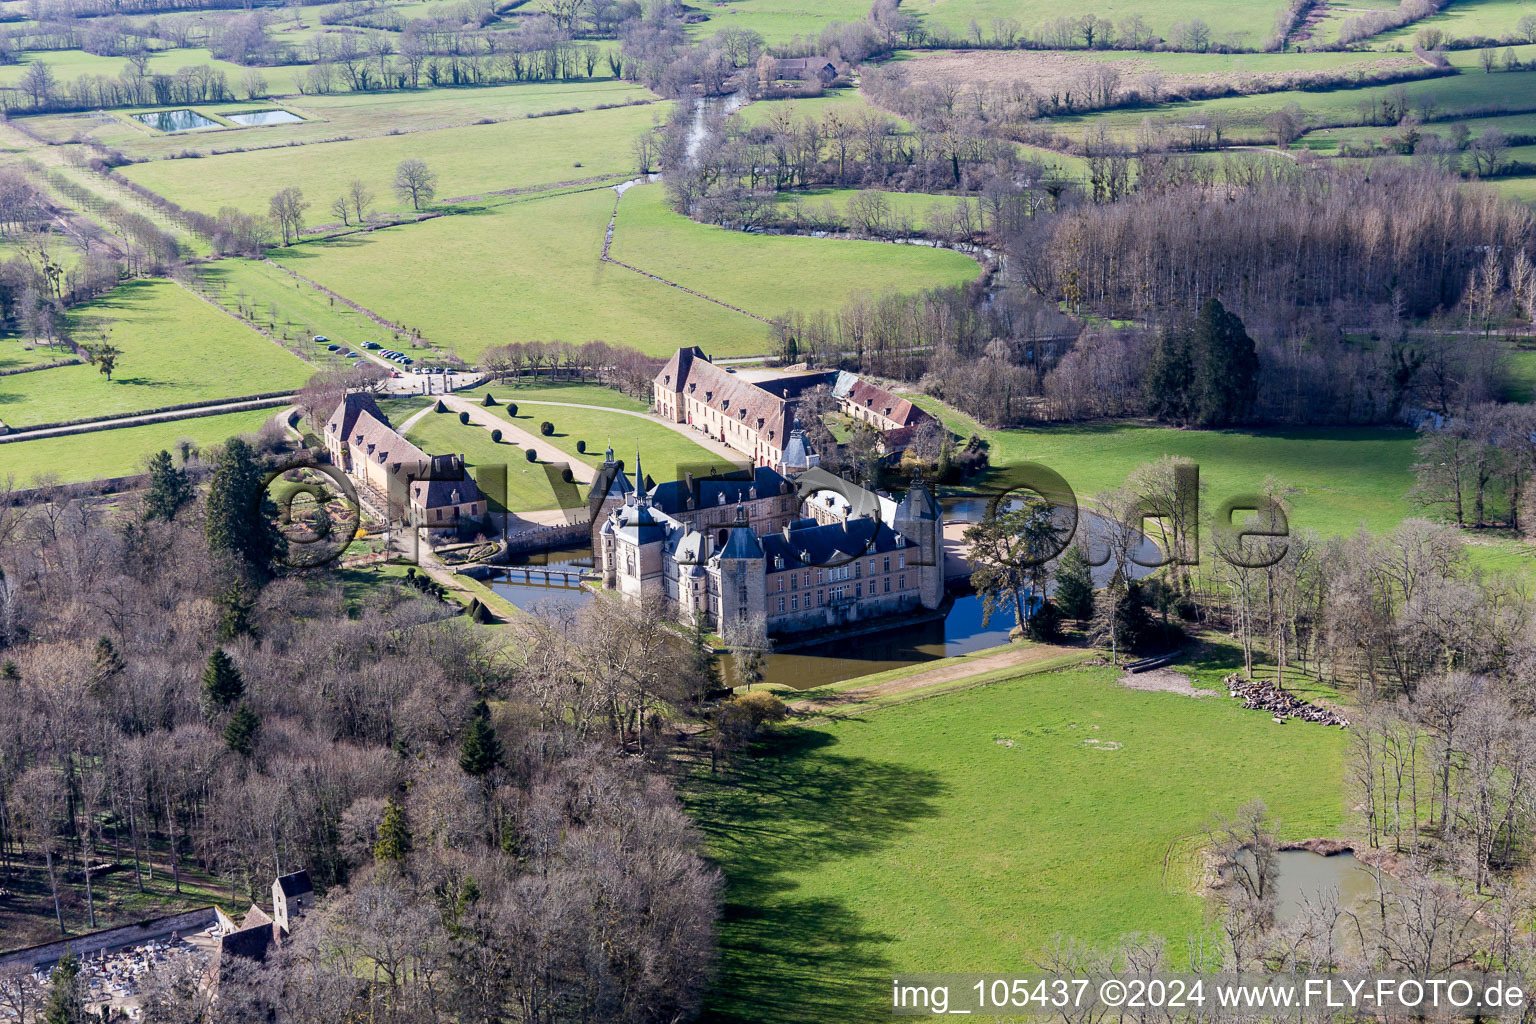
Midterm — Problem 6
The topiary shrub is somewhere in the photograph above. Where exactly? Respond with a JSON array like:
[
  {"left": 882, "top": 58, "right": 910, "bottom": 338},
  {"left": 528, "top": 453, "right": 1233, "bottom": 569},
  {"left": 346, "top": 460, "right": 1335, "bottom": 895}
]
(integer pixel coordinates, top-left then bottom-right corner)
[
  {"left": 434, "top": 399, "right": 447, "bottom": 413},
  {"left": 482, "top": 393, "right": 497, "bottom": 406},
  {"left": 506, "top": 402, "right": 517, "bottom": 417},
  {"left": 561, "top": 467, "right": 574, "bottom": 483},
  {"left": 459, "top": 411, "right": 470, "bottom": 425},
  {"left": 525, "top": 448, "right": 537, "bottom": 463},
  {"left": 491, "top": 428, "right": 502, "bottom": 443},
  {"left": 540, "top": 420, "right": 554, "bottom": 436},
  {"left": 576, "top": 439, "right": 586, "bottom": 454}
]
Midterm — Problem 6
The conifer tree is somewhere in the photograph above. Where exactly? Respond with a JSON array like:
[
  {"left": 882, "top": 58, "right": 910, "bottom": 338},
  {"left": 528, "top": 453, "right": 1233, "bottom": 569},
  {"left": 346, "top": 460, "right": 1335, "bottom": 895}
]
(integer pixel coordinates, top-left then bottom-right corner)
[
  {"left": 223, "top": 703, "right": 260, "bottom": 756},
  {"left": 204, "top": 437, "right": 284, "bottom": 579},
  {"left": 458, "top": 699, "right": 503, "bottom": 778},
  {"left": 43, "top": 950, "right": 83, "bottom": 1024},
  {"left": 1053, "top": 544, "right": 1096, "bottom": 620},
  {"left": 201, "top": 649, "right": 244, "bottom": 714},
  {"left": 1190, "top": 297, "right": 1259, "bottom": 427},
  {"left": 374, "top": 797, "right": 412, "bottom": 862},
  {"left": 143, "top": 449, "right": 192, "bottom": 522}
]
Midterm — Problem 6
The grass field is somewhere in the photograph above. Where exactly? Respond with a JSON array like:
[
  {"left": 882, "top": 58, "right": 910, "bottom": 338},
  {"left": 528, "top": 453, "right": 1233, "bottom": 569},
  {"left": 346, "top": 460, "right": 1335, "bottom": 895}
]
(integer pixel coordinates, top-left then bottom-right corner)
[
  {"left": 607, "top": 183, "right": 980, "bottom": 317},
  {"left": 1371, "top": 0, "right": 1536, "bottom": 47},
  {"left": 196, "top": 258, "right": 432, "bottom": 365},
  {"left": 687, "top": 659, "right": 1347, "bottom": 1023},
  {"left": 0, "top": 406, "right": 277, "bottom": 485},
  {"left": 0, "top": 278, "right": 311, "bottom": 429},
  {"left": 690, "top": 0, "right": 1288, "bottom": 47},
  {"left": 1047, "top": 66, "right": 1536, "bottom": 141},
  {"left": 271, "top": 188, "right": 764, "bottom": 360},
  {"left": 770, "top": 186, "right": 972, "bottom": 228},
  {"left": 465, "top": 381, "right": 650, "bottom": 412},
  {"left": 403, "top": 407, "right": 567, "bottom": 513},
  {"left": 118, "top": 101, "right": 664, "bottom": 227},
  {"left": 0, "top": 47, "right": 311, "bottom": 102},
  {"left": 466, "top": 390, "right": 735, "bottom": 481},
  {"left": 23, "top": 79, "right": 654, "bottom": 157}
]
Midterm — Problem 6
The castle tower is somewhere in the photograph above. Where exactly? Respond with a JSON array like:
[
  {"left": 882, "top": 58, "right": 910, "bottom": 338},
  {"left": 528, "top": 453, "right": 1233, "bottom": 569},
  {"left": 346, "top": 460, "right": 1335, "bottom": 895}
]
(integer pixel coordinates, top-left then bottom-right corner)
[
  {"left": 893, "top": 476, "right": 944, "bottom": 609},
  {"left": 714, "top": 502, "right": 765, "bottom": 627},
  {"left": 781, "top": 426, "right": 819, "bottom": 474}
]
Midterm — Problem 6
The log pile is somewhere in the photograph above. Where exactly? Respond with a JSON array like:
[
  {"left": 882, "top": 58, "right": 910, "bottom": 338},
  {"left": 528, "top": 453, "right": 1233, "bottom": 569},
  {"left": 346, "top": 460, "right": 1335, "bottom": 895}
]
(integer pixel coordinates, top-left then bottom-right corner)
[{"left": 1225, "top": 674, "right": 1350, "bottom": 727}]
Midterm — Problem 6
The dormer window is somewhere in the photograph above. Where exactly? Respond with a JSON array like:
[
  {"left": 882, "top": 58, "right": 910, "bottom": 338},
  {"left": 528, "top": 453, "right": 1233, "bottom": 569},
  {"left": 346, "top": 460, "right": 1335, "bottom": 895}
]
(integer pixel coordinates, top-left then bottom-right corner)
[
  {"left": 722, "top": 399, "right": 730, "bottom": 411},
  {"left": 757, "top": 418, "right": 764, "bottom": 428},
  {"left": 663, "top": 375, "right": 671, "bottom": 384},
  {"left": 749, "top": 487, "right": 757, "bottom": 499},
  {"left": 717, "top": 493, "right": 726, "bottom": 505},
  {"left": 689, "top": 382, "right": 696, "bottom": 392}
]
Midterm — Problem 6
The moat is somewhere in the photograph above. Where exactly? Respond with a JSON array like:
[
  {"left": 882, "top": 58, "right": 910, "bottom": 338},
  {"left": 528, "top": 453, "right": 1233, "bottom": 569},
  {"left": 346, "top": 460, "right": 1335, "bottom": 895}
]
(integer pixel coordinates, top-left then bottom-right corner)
[{"left": 484, "top": 500, "right": 1159, "bottom": 691}]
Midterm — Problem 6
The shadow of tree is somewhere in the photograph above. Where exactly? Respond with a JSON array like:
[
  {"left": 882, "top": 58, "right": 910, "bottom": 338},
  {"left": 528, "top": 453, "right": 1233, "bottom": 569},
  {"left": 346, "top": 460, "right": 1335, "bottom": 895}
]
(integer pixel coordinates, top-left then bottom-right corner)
[{"left": 685, "top": 728, "right": 948, "bottom": 1023}]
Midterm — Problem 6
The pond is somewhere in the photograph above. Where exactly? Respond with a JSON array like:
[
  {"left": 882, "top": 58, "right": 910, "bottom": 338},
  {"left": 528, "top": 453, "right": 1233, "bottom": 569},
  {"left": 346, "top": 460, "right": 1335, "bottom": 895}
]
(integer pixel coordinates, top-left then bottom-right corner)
[
  {"left": 486, "top": 546, "right": 593, "bottom": 616},
  {"left": 1272, "top": 850, "right": 1378, "bottom": 926},
  {"left": 225, "top": 109, "right": 303, "bottom": 126},
  {"left": 132, "top": 109, "right": 218, "bottom": 132}
]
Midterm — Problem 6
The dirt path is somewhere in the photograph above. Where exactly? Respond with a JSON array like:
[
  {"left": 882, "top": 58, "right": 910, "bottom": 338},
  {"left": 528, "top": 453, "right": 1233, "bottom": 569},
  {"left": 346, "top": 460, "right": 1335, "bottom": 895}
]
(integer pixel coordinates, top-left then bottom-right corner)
[{"left": 787, "top": 642, "right": 1084, "bottom": 717}]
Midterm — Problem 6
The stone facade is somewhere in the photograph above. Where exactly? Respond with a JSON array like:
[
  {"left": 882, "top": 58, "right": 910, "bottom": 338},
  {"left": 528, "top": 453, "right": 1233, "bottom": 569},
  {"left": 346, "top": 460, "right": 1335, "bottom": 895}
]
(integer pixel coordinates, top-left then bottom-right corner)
[{"left": 595, "top": 448, "right": 945, "bottom": 636}]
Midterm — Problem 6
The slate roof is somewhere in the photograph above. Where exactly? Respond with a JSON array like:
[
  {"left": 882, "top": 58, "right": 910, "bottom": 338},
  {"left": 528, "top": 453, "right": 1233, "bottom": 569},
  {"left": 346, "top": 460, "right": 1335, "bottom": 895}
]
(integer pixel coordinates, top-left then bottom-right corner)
[
  {"left": 719, "top": 523, "right": 765, "bottom": 560},
  {"left": 761, "top": 515, "right": 918, "bottom": 569},
  {"left": 612, "top": 501, "right": 676, "bottom": 544},
  {"left": 275, "top": 870, "right": 313, "bottom": 899},
  {"left": 895, "top": 479, "right": 941, "bottom": 523},
  {"left": 781, "top": 428, "right": 815, "bottom": 471},
  {"left": 649, "top": 466, "right": 794, "bottom": 514}
]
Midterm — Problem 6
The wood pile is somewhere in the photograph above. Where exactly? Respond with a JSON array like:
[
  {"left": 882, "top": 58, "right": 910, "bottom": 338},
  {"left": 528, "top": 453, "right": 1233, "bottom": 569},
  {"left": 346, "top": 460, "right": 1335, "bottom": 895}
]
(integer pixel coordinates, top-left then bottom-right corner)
[{"left": 1225, "top": 674, "right": 1349, "bottom": 727}]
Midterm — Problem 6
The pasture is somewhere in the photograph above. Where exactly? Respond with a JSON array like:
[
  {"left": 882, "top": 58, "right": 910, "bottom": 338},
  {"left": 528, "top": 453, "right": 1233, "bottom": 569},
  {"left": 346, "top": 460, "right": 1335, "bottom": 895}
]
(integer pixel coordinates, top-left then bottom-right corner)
[
  {"left": 117, "top": 101, "right": 664, "bottom": 227},
  {"left": 25, "top": 78, "right": 654, "bottom": 157},
  {"left": 0, "top": 406, "right": 277, "bottom": 485},
  {"left": 689, "top": 0, "right": 1289, "bottom": 47},
  {"left": 0, "top": 278, "right": 311, "bottom": 429},
  {"left": 270, "top": 188, "right": 763, "bottom": 360},
  {"left": 606, "top": 183, "right": 980, "bottom": 317},
  {"left": 1371, "top": 0, "right": 1536, "bottom": 47},
  {"left": 687, "top": 660, "right": 1347, "bottom": 1023}
]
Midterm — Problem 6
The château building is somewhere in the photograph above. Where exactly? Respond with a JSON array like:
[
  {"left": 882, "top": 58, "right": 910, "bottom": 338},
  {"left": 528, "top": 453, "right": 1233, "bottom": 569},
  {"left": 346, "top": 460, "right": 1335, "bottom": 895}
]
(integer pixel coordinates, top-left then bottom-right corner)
[
  {"left": 653, "top": 346, "right": 934, "bottom": 471},
  {"left": 591, "top": 443, "right": 945, "bottom": 634}
]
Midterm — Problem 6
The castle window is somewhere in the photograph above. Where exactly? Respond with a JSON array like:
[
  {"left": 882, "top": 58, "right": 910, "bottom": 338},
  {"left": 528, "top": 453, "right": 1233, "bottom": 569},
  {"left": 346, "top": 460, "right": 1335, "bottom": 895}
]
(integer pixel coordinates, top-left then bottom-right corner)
[
  {"left": 790, "top": 574, "right": 798, "bottom": 591},
  {"left": 778, "top": 597, "right": 785, "bottom": 612},
  {"left": 778, "top": 578, "right": 784, "bottom": 592},
  {"left": 899, "top": 553, "right": 906, "bottom": 569},
  {"left": 899, "top": 574, "right": 906, "bottom": 589},
  {"left": 817, "top": 591, "right": 824, "bottom": 606},
  {"left": 884, "top": 578, "right": 890, "bottom": 593},
  {"left": 883, "top": 556, "right": 890, "bottom": 573},
  {"left": 854, "top": 563, "right": 861, "bottom": 579},
  {"left": 816, "top": 569, "right": 824, "bottom": 584},
  {"left": 868, "top": 558, "right": 875, "bottom": 575},
  {"left": 791, "top": 595, "right": 798, "bottom": 610},
  {"left": 855, "top": 583, "right": 862, "bottom": 598},
  {"left": 803, "top": 571, "right": 810, "bottom": 588}
]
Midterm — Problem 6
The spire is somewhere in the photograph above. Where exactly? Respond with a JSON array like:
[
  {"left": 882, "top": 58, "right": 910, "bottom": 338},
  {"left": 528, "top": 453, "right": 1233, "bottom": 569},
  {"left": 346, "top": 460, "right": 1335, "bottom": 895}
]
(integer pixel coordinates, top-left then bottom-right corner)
[
  {"left": 735, "top": 500, "right": 747, "bottom": 525},
  {"left": 634, "top": 448, "right": 647, "bottom": 505},
  {"left": 604, "top": 438, "right": 614, "bottom": 464}
]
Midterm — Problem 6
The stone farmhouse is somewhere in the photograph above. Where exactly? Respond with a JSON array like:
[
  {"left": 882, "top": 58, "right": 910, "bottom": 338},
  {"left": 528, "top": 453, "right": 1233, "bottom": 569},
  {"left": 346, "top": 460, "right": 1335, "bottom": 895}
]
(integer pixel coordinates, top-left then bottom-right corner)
[
  {"left": 592, "top": 442, "right": 944, "bottom": 635},
  {"left": 653, "top": 347, "right": 934, "bottom": 472},
  {"left": 324, "top": 393, "right": 487, "bottom": 533}
]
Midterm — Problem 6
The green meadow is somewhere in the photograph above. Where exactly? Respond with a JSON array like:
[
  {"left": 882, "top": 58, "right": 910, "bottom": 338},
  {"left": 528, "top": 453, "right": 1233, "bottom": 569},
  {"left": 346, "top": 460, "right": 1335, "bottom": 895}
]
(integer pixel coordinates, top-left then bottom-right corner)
[
  {"left": 0, "top": 406, "right": 277, "bottom": 485},
  {"left": 606, "top": 183, "right": 980, "bottom": 316},
  {"left": 0, "top": 278, "right": 311, "bottom": 429},
  {"left": 690, "top": 0, "right": 1288, "bottom": 46},
  {"left": 118, "top": 102, "right": 663, "bottom": 226},
  {"left": 688, "top": 660, "right": 1347, "bottom": 1023},
  {"left": 271, "top": 188, "right": 764, "bottom": 360}
]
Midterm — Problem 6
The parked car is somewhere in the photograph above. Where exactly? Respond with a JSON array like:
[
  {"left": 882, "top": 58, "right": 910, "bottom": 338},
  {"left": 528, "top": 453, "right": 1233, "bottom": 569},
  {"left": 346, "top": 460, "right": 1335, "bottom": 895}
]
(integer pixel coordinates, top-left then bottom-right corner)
[
  {"left": 327, "top": 344, "right": 339, "bottom": 351},
  {"left": 313, "top": 335, "right": 329, "bottom": 343}
]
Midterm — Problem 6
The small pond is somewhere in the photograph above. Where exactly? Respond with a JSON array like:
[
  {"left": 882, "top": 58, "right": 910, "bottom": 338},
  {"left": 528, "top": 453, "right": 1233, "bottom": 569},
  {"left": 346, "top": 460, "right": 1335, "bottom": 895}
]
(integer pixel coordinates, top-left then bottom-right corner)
[
  {"left": 225, "top": 109, "right": 303, "bottom": 126},
  {"left": 132, "top": 109, "right": 218, "bottom": 132},
  {"left": 486, "top": 546, "right": 592, "bottom": 616},
  {"left": 1272, "top": 850, "right": 1378, "bottom": 926}
]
